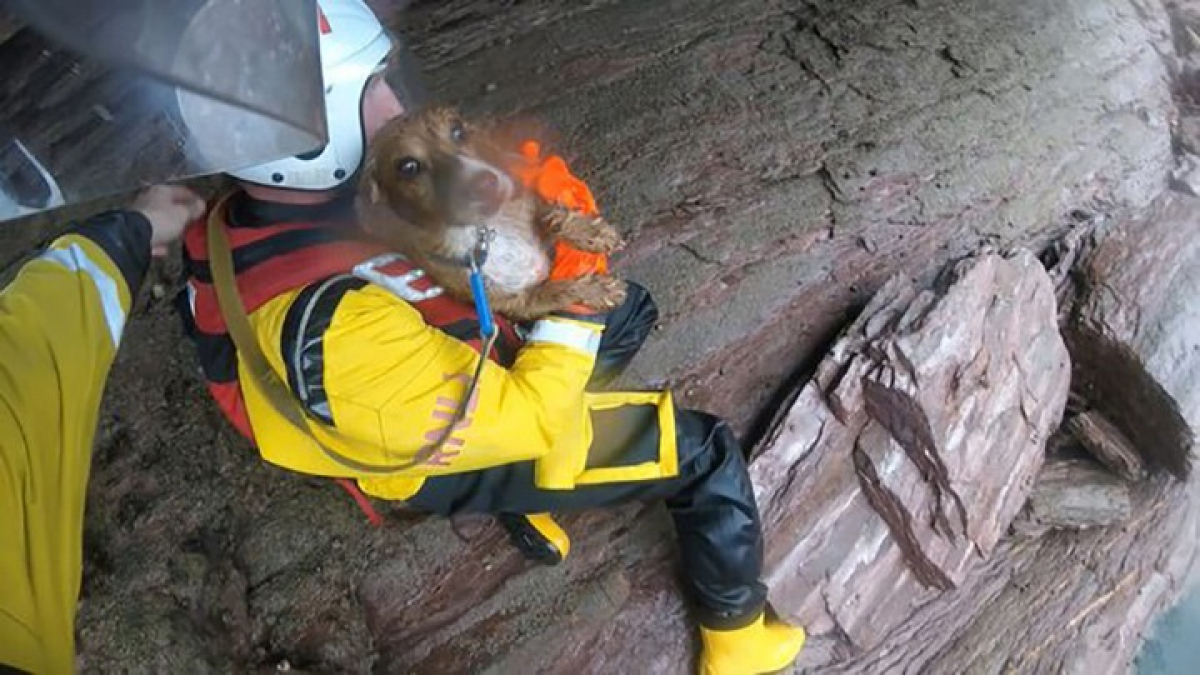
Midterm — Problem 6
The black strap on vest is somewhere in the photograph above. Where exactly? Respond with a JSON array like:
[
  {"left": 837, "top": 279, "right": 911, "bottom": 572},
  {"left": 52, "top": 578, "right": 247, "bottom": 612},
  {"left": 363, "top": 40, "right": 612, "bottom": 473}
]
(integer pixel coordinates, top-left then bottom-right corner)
[{"left": 280, "top": 274, "right": 368, "bottom": 425}]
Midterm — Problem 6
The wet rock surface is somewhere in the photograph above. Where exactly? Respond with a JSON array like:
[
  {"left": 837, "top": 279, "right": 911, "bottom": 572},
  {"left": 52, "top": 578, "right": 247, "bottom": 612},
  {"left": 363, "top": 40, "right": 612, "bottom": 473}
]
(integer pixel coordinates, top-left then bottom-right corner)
[
  {"left": 398, "top": 0, "right": 1171, "bottom": 433},
  {"left": 0, "top": 0, "right": 1189, "bottom": 671}
]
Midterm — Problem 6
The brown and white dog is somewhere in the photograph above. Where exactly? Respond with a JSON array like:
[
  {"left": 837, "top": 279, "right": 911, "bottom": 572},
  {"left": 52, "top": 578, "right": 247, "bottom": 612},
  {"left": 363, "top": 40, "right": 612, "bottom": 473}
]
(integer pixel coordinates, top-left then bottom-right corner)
[{"left": 357, "top": 107, "right": 626, "bottom": 321}]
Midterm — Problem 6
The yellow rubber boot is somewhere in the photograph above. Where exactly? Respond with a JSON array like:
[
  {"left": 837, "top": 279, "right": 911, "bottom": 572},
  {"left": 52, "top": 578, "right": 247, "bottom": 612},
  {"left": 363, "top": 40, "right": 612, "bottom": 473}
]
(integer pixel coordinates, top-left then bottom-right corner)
[
  {"left": 497, "top": 513, "right": 571, "bottom": 565},
  {"left": 699, "top": 613, "right": 806, "bottom": 675}
]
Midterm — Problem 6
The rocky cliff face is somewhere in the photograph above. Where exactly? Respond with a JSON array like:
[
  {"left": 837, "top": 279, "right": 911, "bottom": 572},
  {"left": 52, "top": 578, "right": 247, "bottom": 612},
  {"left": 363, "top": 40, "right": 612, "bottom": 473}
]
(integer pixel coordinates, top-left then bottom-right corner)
[
  {"left": 2, "top": 0, "right": 1189, "bottom": 671},
  {"left": 396, "top": 0, "right": 1172, "bottom": 438}
]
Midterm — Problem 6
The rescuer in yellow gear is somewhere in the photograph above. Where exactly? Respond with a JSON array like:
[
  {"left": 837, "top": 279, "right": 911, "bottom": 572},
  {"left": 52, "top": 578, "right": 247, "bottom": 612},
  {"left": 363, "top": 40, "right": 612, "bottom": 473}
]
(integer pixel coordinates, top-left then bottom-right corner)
[
  {"left": 0, "top": 0, "right": 806, "bottom": 671},
  {"left": 0, "top": 186, "right": 207, "bottom": 674},
  {"left": 175, "top": 2, "right": 806, "bottom": 673}
]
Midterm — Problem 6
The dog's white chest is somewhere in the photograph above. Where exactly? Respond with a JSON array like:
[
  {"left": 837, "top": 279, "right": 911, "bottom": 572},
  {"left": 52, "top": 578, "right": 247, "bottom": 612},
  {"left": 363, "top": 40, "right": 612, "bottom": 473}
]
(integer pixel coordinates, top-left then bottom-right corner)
[
  {"left": 482, "top": 226, "right": 550, "bottom": 293},
  {"left": 446, "top": 213, "right": 550, "bottom": 294}
]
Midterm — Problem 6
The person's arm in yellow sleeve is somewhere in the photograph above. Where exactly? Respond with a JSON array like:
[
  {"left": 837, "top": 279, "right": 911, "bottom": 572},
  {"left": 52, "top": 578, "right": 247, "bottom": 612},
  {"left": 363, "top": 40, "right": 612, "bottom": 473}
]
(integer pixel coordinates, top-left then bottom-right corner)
[
  {"left": 289, "top": 282, "right": 604, "bottom": 475},
  {"left": 0, "top": 186, "right": 204, "bottom": 674}
]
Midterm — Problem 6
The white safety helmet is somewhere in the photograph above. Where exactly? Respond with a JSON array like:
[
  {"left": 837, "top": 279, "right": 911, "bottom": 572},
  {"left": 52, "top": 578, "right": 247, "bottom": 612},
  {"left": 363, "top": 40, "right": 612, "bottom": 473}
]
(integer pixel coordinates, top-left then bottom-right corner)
[{"left": 227, "top": 0, "right": 396, "bottom": 191}]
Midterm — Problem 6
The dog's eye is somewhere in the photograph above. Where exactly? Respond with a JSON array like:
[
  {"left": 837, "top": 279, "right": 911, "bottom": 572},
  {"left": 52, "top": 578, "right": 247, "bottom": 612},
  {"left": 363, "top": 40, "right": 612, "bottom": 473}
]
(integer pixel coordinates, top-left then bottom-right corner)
[
  {"left": 396, "top": 157, "right": 422, "bottom": 178},
  {"left": 450, "top": 122, "right": 466, "bottom": 143}
]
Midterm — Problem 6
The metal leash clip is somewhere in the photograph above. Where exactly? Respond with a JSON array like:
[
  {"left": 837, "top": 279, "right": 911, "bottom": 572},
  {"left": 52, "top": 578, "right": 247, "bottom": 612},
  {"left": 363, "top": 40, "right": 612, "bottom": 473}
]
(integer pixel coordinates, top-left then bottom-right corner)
[
  {"left": 468, "top": 226, "right": 497, "bottom": 339},
  {"left": 469, "top": 226, "right": 495, "bottom": 268}
]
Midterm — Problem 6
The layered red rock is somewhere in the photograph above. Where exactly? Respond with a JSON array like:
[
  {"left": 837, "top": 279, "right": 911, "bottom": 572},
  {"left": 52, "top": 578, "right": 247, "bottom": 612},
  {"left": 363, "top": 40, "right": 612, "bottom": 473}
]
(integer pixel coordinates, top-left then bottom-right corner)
[{"left": 751, "top": 249, "right": 1070, "bottom": 654}]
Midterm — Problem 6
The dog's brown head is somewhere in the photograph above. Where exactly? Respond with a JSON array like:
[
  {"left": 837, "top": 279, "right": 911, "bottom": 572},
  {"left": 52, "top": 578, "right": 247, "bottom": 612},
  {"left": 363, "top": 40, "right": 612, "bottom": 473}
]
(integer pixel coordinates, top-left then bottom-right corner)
[{"left": 360, "top": 106, "right": 519, "bottom": 233}]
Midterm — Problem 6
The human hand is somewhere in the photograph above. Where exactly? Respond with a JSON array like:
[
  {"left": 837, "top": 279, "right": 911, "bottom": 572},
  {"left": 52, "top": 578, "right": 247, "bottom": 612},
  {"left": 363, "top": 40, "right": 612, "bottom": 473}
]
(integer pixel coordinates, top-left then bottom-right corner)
[{"left": 129, "top": 185, "right": 207, "bottom": 257}]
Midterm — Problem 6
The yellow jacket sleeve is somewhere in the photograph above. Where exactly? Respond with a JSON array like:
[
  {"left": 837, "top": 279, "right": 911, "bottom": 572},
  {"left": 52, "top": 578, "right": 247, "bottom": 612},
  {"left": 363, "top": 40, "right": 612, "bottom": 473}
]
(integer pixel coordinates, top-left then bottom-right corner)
[
  {"left": 0, "top": 210, "right": 151, "bottom": 673},
  {"left": 284, "top": 283, "right": 601, "bottom": 479}
]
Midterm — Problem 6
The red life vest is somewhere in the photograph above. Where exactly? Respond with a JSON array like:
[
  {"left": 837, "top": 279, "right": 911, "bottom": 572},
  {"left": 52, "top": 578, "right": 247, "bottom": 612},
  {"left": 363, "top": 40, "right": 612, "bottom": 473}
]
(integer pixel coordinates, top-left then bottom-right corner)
[{"left": 179, "top": 194, "right": 524, "bottom": 446}]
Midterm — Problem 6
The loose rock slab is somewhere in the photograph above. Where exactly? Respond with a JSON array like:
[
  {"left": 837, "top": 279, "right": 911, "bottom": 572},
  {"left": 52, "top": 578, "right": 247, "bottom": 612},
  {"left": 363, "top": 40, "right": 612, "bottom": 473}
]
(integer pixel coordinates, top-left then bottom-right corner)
[
  {"left": 1013, "top": 458, "right": 1133, "bottom": 536},
  {"left": 1067, "top": 411, "right": 1147, "bottom": 481},
  {"left": 750, "top": 249, "right": 1070, "bottom": 656}
]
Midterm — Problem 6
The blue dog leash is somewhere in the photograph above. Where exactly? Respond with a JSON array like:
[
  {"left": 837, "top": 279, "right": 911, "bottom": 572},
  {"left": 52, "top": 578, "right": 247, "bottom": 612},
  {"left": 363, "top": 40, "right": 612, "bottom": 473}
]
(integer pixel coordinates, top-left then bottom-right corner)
[{"left": 425, "top": 227, "right": 499, "bottom": 454}]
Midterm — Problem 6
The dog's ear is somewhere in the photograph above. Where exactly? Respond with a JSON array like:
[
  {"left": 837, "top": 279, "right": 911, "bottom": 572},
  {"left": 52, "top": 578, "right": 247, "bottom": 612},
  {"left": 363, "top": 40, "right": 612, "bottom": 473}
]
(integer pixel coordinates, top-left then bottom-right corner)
[{"left": 359, "top": 156, "right": 383, "bottom": 204}]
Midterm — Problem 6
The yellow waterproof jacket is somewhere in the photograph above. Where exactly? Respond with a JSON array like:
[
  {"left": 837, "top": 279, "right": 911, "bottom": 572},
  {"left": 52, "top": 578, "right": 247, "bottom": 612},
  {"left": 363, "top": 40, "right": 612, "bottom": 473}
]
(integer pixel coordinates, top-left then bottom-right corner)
[
  {"left": 182, "top": 196, "right": 678, "bottom": 503},
  {"left": 0, "top": 210, "right": 153, "bottom": 674},
  {"left": 243, "top": 273, "right": 610, "bottom": 500}
]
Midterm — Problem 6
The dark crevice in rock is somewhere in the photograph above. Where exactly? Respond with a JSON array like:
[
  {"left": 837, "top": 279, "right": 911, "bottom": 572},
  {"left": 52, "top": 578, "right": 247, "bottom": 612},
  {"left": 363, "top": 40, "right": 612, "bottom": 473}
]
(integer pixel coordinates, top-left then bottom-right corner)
[
  {"left": 852, "top": 425, "right": 954, "bottom": 591},
  {"left": 862, "top": 379, "right": 969, "bottom": 540}
]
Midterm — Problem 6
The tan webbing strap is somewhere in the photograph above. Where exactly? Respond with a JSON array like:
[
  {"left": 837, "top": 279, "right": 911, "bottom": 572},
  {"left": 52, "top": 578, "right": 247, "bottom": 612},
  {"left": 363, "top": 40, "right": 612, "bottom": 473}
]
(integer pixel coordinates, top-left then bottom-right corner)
[
  {"left": 205, "top": 194, "right": 421, "bottom": 474},
  {"left": 206, "top": 195, "right": 314, "bottom": 434}
]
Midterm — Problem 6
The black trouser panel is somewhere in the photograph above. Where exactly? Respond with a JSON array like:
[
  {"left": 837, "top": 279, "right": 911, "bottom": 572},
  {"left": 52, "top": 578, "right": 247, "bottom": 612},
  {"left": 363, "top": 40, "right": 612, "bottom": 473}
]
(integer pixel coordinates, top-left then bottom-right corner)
[
  {"left": 589, "top": 281, "right": 658, "bottom": 389},
  {"left": 408, "top": 406, "right": 767, "bottom": 628}
]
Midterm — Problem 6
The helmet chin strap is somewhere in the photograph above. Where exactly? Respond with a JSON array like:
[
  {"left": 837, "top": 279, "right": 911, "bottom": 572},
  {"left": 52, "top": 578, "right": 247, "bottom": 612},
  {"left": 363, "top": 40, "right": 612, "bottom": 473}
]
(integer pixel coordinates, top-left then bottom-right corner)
[{"left": 240, "top": 182, "right": 344, "bottom": 205}]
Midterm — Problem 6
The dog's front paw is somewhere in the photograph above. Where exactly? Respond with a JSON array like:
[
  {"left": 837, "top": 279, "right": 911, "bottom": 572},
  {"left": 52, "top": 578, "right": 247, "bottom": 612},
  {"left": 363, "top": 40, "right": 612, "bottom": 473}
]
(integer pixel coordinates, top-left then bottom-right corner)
[
  {"left": 545, "top": 206, "right": 626, "bottom": 254},
  {"left": 571, "top": 216, "right": 625, "bottom": 254},
  {"left": 568, "top": 274, "right": 627, "bottom": 312}
]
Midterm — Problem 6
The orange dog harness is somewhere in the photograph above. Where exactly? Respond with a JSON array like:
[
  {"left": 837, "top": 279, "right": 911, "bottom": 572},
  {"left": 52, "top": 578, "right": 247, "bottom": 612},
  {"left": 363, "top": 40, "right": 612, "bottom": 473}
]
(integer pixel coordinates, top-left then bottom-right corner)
[{"left": 512, "top": 140, "right": 610, "bottom": 281}]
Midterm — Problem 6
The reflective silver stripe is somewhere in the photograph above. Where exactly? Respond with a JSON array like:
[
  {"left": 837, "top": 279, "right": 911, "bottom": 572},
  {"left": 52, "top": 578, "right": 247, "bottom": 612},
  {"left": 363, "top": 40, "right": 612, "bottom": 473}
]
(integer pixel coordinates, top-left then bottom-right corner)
[
  {"left": 40, "top": 243, "right": 126, "bottom": 346},
  {"left": 186, "top": 280, "right": 197, "bottom": 317},
  {"left": 527, "top": 319, "right": 602, "bottom": 356},
  {"left": 352, "top": 253, "right": 443, "bottom": 302},
  {"left": 291, "top": 274, "right": 347, "bottom": 408}
]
